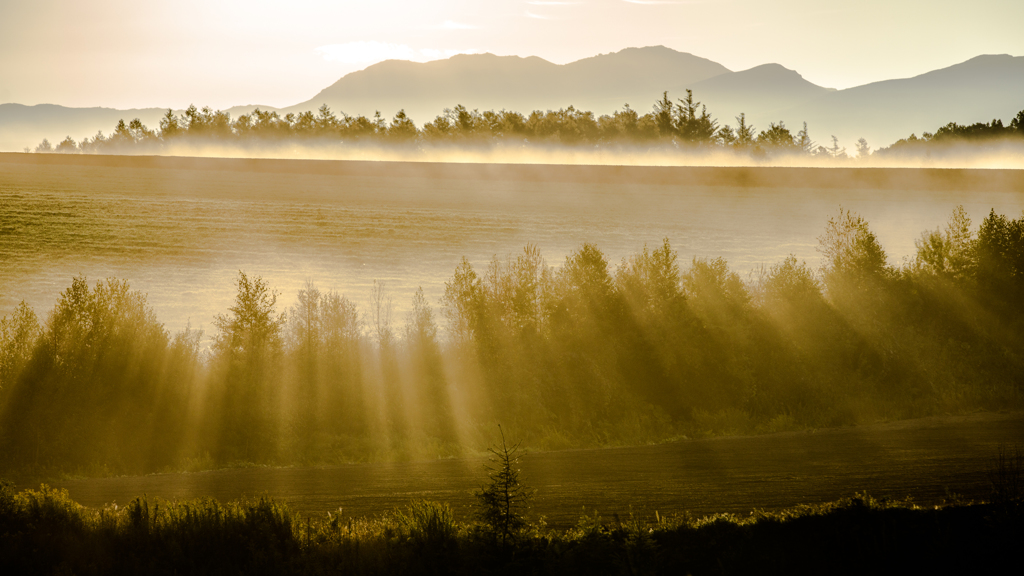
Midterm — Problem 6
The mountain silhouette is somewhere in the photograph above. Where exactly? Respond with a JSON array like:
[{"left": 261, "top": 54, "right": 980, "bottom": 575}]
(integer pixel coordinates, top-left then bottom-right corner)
[
  {"left": 777, "top": 54, "right": 1024, "bottom": 148},
  {"left": 674, "top": 64, "right": 834, "bottom": 123},
  {"left": 288, "top": 46, "right": 732, "bottom": 120},
  {"left": 1, "top": 47, "right": 1021, "bottom": 152},
  {"left": 0, "top": 104, "right": 168, "bottom": 152}
]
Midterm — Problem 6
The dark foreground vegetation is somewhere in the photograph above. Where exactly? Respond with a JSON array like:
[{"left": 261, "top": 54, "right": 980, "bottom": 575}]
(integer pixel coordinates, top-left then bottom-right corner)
[
  {"left": 1, "top": 205, "right": 1023, "bottom": 477},
  {"left": 4, "top": 438, "right": 1021, "bottom": 575},
  {"left": 30, "top": 91, "right": 1024, "bottom": 160},
  {"left": 1, "top": 479, "right": 1021, "bottom": 575}
]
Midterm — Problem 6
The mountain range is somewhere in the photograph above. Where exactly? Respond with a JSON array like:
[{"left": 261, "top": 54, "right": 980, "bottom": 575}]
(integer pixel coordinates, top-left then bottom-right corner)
[{"left": 2, "top": 46, "right": 1022, "bottom": 153}]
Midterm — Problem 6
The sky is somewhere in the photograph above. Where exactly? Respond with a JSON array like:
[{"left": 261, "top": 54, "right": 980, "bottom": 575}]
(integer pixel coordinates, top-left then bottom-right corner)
[{"left": 1, "top": 0, "right": 1021, "bottom": 110}]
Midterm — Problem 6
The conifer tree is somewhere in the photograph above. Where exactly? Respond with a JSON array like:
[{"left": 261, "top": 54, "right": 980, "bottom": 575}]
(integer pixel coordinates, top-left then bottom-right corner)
[{"left": 476, "top": 427, "right": 531, "bottom": 546}]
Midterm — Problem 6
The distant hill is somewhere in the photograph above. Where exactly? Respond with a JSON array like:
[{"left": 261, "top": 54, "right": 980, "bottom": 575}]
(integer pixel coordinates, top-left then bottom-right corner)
[
  {"left": 0, "top": 104, "right": 169, "bottom": 152},
  {"left": 287, "top": 46, "right": 732, "bottom": 120},
  {"left": 776, "top": 54, "right": 1024, "bottom": 148},
  {"left": 0, "top": 103, "right": 286, "bottom": 153},
  {"left": 674, "top": 64, "right": 835, "bottom": 126},
  {"left": 1, "top": 47, "right": 1021, "bottom": 152}
]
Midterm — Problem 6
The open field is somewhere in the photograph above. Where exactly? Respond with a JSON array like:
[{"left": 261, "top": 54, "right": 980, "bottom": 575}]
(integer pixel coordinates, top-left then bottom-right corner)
[
  {"left": 3, "top": 153, "right": 1024, "bottom": 333},
  {"left": 36, "top": 411, "right": 1022, "bottom": 528}
]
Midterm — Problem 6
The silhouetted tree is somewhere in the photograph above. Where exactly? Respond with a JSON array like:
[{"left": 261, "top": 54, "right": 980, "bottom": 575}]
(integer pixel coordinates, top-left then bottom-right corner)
[
  {"left": 442, "top": 257, "right": 484, "bottom": 346},
  {"left": 676, "top": 90, "right": 718, "bottom": 146},
  {"left": 827, "top": 135, "right": 847, "bottom": 159},
  {"left": 159, "top": 110, "right": 182, "bottom": 139},
  {"left": 286, "top": 280, "right": 322, "bottom": 449},
  {"left": 757, "top": 122, "right": 798, "bottom": 151},
  {"left": 818, "top": 208, "right": 890, "bottom": 297},
  {"left": 0, "top": 302, "right": 40, "bottom": 394},
  {"left": 653, "top": 91, "right": 675, "bottom": 138},
  {"left": 403, "top": 288, "right": 456, "bottom": 444},
  {"left": 54, "top": 136, "right": 78, "bottom": 154},
  {"left": 760, "top": 255, "right": 822, "bottom": 311},
  {"left": 0, "top": 277, "right": 173, "bottom": 470},
  {"left": 476, "top": 427, "right": 531, "bottom": 546},
  {"left": 314, "top": 289, "right": 364, "bottom": 437},
  {"left": 913, "top": 205, "right": 976, "bottom": 281},
  {"left": 733, "top": 113, "right": 756, "bottom": 149},
  {"left": 975, "top": 209, "right": 1024, "bottom": 318},
  {"left": 212, "top": 271, "right": 286, "bottom": 462},
  {"left": 796, "top": 122, "right": 814, "bottom": 153},
  {"left": 1011, "top": 110, "right": 1024, "bottom": 134},
  {"left": 316, "top": 104, "right": 339, "bottom": 134},
  {"left": 388, "top": 109, "right": 418, "bottom": 142},
  {"left": 855, "top": 138, "right": 871, "bottom": 158}
]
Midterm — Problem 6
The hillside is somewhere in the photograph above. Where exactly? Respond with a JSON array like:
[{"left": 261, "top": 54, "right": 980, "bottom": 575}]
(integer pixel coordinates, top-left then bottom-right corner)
[
  {"left": 1, "top": 47, "right": 1021, "bottom": 152},
  {"left": 0, "top": 104, "right": 169, "bottom": 152},
  {"left": 780, "top": 54, "right": 1024, "bottom": 147},
  {"left": 675, "top": 63, "right": 834, "bottom": 126},
  {"left": 288, "top": 46, "right": 732, "bottom": 120}
]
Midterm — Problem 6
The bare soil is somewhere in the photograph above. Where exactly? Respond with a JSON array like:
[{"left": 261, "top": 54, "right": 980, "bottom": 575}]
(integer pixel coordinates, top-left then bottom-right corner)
[{"left": 42, "top": 411, "right": 1023, "bottom": 528}]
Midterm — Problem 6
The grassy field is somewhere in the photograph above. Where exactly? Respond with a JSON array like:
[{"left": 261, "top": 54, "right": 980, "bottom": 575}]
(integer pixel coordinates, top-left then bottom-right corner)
[{"left": 35, "top": 411, "right": 1022, "bottom": 528}]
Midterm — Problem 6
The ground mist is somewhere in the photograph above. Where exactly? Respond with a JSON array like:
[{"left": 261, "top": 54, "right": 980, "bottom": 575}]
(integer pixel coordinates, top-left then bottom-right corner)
[{"left": 1, "top": 205, "right": 1023, "bottom": 477}]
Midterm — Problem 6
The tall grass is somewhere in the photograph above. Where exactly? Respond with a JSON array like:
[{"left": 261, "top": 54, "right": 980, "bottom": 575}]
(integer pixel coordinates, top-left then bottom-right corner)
[{"left": 0, "top": 481, "right": 1020, "bottom": 575}]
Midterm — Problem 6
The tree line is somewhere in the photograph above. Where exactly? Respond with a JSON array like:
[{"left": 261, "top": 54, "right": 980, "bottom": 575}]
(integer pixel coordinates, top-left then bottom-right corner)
[
  {"left": 875, "top": 111, "right": 1024, "bottom": 156},
  {"left": 14, "top": 91, "right": 888, "bottom": 158},
  {"left": 30, "top": 92, "right": 1024, "bottom": 159},
  {"left": 1, "top": 207, "right": 1023, "bottom": 474}
]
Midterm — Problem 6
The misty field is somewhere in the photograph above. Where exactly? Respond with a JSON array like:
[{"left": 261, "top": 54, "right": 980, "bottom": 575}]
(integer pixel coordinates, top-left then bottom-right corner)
[
  {"left": 3, "top": 151, "right": 1024, "bottom": 476},
  {"left": 3, "top": 154, "right": 1023, "bottom": 333}
]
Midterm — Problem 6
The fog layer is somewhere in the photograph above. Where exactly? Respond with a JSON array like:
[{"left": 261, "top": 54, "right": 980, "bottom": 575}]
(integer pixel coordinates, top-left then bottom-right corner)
[{"left": 2, "top": 204, "right": 1022, "bottom": 475}]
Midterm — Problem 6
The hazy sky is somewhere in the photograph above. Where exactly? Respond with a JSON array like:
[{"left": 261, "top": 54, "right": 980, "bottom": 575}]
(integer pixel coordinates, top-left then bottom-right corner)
[{"left": 1, "top": 0, "right": 1020, "bottom": 110}]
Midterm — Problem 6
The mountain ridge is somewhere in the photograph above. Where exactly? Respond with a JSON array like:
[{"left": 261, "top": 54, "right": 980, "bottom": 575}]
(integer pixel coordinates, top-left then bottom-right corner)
[
  {"left": 777, "top": 53, "right": 1024, "bottom": 147},
  {"left": 1, "top": 47, "right": 1021, "bottom": 152},
  {"left": 289, "top": 46, "right": 734, "bottom": 118}
]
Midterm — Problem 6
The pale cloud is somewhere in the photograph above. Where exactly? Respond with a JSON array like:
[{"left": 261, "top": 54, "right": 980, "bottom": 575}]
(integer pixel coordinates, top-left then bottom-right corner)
[
  {"left": 623, "top": 0, "right": 704, "bottom": 4},
  {"left": 526, "top": 1, "right": 583, "bottom": 5},
  {"left": 316, "top": 41, "right": 478, "bottom": 65},
  {"left": 441, "top": 20, "right": 477, "bottom": 30},
  {"left": 526, "top": 11, "right": 552, "bottom": 19}
]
